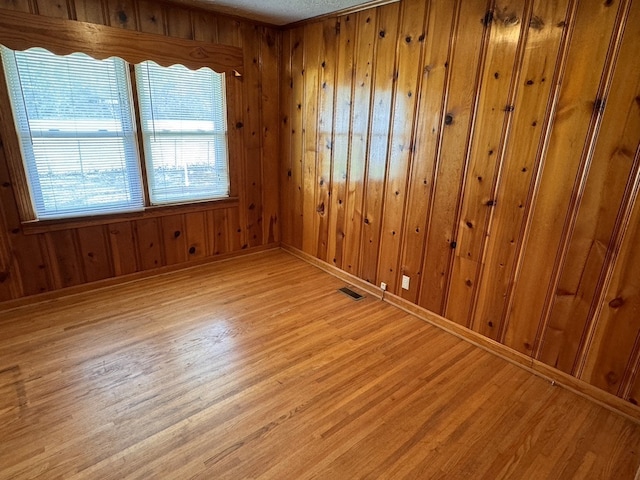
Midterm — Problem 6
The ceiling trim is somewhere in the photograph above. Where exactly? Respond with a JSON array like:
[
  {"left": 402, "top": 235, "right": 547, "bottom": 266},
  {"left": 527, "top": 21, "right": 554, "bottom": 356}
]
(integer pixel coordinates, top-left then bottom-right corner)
[{"left": 281, "top": 0, "right": 401, "bottom": 29}]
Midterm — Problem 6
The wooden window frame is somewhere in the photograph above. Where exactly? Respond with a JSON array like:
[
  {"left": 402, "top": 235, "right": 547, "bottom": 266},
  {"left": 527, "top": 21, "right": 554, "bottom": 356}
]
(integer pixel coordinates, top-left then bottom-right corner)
[{"left": 0, "top": 9, "right": 244, "bottom": 231}]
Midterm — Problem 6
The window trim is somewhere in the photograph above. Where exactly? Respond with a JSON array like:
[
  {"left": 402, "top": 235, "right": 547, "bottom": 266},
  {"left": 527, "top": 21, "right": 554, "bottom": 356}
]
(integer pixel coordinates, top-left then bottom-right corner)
[{"left": 0, "top": 9, "right": 244, "bottom": 227}]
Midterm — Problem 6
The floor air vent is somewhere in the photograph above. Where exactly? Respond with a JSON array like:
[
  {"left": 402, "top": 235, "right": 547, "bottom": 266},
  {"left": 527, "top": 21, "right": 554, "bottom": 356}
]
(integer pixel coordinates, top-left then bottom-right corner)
[{"left": 338, "top": 287, "right": 364, "bottom": 301}]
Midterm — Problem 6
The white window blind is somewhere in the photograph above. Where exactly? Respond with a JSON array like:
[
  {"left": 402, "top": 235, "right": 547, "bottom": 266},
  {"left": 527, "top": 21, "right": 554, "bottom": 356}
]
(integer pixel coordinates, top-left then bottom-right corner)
[
  {"left": 135, "top": 61, "right": 229, "bottom": 205},
  {"left": 1, "top": 47, "right": 143, "bottom": 219}
]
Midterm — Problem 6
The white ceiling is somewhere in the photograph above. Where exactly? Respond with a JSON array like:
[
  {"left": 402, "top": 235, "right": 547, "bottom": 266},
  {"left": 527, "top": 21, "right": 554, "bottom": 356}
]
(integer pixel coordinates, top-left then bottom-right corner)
[{"left": 166, "top": 0, "right": 387, "bottom": 25}]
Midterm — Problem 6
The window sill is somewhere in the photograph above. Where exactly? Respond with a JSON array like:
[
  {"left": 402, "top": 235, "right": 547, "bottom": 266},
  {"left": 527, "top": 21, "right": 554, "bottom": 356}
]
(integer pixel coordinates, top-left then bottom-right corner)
[{"left": 21, "top": 197, "right": 240, "bottom": 235}]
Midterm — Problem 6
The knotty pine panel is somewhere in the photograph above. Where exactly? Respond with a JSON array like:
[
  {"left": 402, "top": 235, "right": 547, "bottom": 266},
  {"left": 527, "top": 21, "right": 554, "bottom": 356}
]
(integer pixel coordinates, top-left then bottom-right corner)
[
  {"left": 0, "top": 0, "right": 279, "bottom": 302},
  {"left": 280, "top": 0, "right": 640, "bottom": 408}
]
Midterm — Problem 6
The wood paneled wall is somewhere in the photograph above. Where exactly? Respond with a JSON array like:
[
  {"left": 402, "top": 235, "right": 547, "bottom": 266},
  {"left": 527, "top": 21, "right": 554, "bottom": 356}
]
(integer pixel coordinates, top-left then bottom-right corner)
[
  {"left": 0, "top": 0, "right": 280, "bottom": 301},
  {"left": 280, "top": 0, "right": 640, "bottom": 405}
]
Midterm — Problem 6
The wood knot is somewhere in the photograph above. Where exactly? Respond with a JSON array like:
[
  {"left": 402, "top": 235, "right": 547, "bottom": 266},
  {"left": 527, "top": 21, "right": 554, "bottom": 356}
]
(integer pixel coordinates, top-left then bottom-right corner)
[
  {"left": 503, "top": 15, "right": 519, "bottom": 26},
  {"left": 465, "top": 279, "right": 473, "bottom": 287},
  {"left": 418, "top": 33, "right": 425, "bottom": 42},
  {"left": 0, "top": 271, "right": 8, "bottom": 283},
  {"left": 236, "top": 122, "right": 244, "bottom": 129},
  {"left": 605, "top": 371, "right": 618, "bottom": 386},
  {"left": 189, "top": 246, "right": 196, "bottom": 255},
  {"left": 405, "top": 36, "right": 412, "bottom": 43},
  {"left": 379, "top": 30, "right": 386, "bottom": 38},
  {"left": 450, "top": 241, "right": 457, "bottom": 249},
  {"left": 444, "top": 114, "right": 454, "bottom": 125},
  {"left": 529, "top": 15, "right": 544, "bottom": 30},
  {"left": 363, "top": 218, "right": 370, "bottom": 224},
  {"left": 287, "top": 169, "right": 292, "bottom": 177},
  {"left": 608, "top": 297, "right": 624, "bottom": 308},
  {"left": 486, "top": 200, "right": 496, "bottom": 206},
  {"left": 174, "top": 231, "right": 181, "bottom": 238},
  {"left": 117, "top": 10, "right": 128, "bottom": 24}
]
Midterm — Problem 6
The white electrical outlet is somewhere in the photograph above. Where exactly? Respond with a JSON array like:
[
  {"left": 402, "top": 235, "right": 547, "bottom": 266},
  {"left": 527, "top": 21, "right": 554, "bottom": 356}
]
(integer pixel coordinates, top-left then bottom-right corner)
[
  {"left": 380, "top": 282, "right": 387, "bottom": 291},
  {"left": 402, "top": 275, "right": 410, "bottom": 290}
]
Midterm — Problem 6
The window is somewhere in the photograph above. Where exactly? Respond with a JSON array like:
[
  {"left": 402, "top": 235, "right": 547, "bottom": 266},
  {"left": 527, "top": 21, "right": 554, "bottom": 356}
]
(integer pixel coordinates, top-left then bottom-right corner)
[
  {"left": 1, "top": 47, "right": 143, "bottom": 219},
  {"left": 136, "top": 62, "right": 229, "bottom": 205},
  {"left": 0, "top": 47, "right": 230, "bottom": 221}
]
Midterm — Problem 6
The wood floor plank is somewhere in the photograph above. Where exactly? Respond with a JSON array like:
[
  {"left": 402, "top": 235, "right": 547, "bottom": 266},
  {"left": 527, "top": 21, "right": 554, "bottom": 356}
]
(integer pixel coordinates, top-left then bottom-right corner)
[{"left": 0, "top": 249, "right": 639, "bottom": 479}]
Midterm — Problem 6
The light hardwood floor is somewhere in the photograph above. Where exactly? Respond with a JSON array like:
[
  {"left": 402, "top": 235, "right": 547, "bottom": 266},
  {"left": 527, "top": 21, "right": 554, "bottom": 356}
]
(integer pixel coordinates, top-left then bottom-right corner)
[{"left": 1, "top": 249, "right": 639, "bottom": 479}]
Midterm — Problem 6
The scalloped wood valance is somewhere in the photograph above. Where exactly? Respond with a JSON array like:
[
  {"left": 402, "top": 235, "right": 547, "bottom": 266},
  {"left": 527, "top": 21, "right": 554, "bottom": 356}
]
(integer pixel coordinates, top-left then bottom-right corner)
[{"left": 0, "top": 9, "right": 244, "bottom": 75}]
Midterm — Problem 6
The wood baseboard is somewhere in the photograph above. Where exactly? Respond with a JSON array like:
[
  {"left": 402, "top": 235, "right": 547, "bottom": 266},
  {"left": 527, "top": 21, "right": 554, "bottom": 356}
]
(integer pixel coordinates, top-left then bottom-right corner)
[
  {"left": 281, "top": 244, "right": 640, "bottom": 424},
  {"left": 0, "top": 243, "right": 281, "bottom": 312}
]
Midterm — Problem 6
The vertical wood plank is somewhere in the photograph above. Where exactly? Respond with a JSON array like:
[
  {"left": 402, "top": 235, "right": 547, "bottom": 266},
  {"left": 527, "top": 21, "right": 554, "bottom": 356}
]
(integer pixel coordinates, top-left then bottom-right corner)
[
  {"left": 192, "top": 11, "right": 218, "bottom": 43},
  {"left": 77, "top": 225, "right": 113, "bottom": 282},
  {"left": 134, "top": 218, "right": 163, "bottom": 271},
  {"left": 44, "top": 230, "right": 85, "bottom": 289},
  {"left": 226, "top": 207, "right": 243, "bottom": 252},
  {"left": 418, "top": 0, "right": 490, "bottom": 314},
  {"left": 446, "top": 0, "right": 529, "bottom": 327},
  {"left": 376, "top": 0, "right": 428, "bottom": 294},
  {"left": 108, "top": 221, "right": 139, "bottom": 276},
  {"left": 166, "top": 5, "right": 193, "bottom": 39},
  {"left": 33, "top": 0, "right": 70, "bottom": 18},
  {"left": 289, "top": 27, "right": 305, "bottom": 250},
  {"left": 314, "top": 18, "right": 338, "bottom": 261},
  {"left": 206, "top": 209, "right": 228, "bottom": 255},
  {"left": 359, "top": 2, "right": 401, "bottom": 285},
  {"left": 134, "top": 0, "right": 166, "bottom": 35},
  {"left": 301, "top": 21, "right": 323, "bottom": 255},
  {"left": 105, "top": 0, "right": 138, "bottom": 29},
  {"left": 280, "top": 28, "right": 293, "bottom": 247},
  {"left": 74, "top": 0, "right": 107, "bottom": 24},
  {"left": 225, "top": 76, "right": 247, "bottom": 248},
  {"left": 185, "top": 212, "right": 207, "bottom": 259},
  {"left": 326, "top": 13, "right": 355, "bottom": 269},
  {"left": 0, "top": 222, "right": 13, "bottom": 301},
  {"left": 398, "top": 0, "right": 456, "bottom": 303},
  {"left": 161, "top": 214, "right": 188, "bottom": 265},
  {"left": 216, "top": 17, "right": 242, "bottom": 47},
  {"left": 342, "top": 10, "right": 377, "bottom": 276},
  {"left": 242, "top": 24, "right": 264, "bottom": 247},
  {"left": 261, "top": 26, "right": 280, "bottom": 245},
  {"left": 0, "top": 138, "right": 26, "bottom": 299}
]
